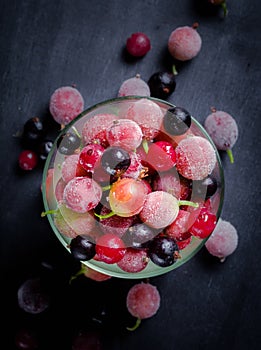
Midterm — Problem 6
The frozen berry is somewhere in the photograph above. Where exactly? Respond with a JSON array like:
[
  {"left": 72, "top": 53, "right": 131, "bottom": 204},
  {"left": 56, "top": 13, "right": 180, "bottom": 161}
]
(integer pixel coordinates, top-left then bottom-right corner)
[
  {"left": 126, "top": 282, "right": 160, "bottom": 330},
  {"left": 205, "top": 218, "right": 238, "bottom": 262},
  {"left": 168, "top": 23, "right": 202, "bottom": 61},
  {"left": 49, "top": 86, "right": 84, "bottom": 125},
  {"left": 18, "top": 150, "right": 38, "bottom": 170},
  {"left": 126, "top": 32, "right": 151, "bottom": 57},
  {"left": 148, "top": 71, "right": 176, "bottom": 99},
  {"left": 118, "top": 74, "right": 150, "bottom": 97},
  {"left": 117, "top": 248, "right": 149, "bottom": 273},
  {"left": 204, "top": 109, "right": 238, "bottom": 163}
]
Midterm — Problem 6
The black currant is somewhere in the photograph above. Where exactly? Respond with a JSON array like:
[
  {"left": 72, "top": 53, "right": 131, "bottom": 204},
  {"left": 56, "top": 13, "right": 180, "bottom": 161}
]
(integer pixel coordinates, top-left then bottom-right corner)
[
  {"left": 148, "top": 235, "right": 179, "bottom": 267},
  {"left": 70, "top": 235, "right": 96, "bottom": 261},
  {"left": 163, "top": 106, "right": 192, "bottom": 135},
  {"left": 57, "top": 131, "right": 81, "bottom": 155},
  {"left": 101, "top": 146, "right": 131, "bottom": 176},
  {"left": 124, "top": 223, "right": 157, "bottom": 249},
  {"left": 22, "top": 117, "right": 45, "bottom": 147},
  {"left": 148, "top": 71, "right": 176, "bottom": 99},
  {"left": 38, "top": 139, "right": 53, "bottom": 160},
  {"left": 192, "top": 175, "right": 218, "bottom": 199}
]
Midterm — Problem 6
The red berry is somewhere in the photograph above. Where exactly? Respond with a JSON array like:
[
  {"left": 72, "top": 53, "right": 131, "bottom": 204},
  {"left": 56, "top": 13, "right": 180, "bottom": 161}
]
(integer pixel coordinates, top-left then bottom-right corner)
[
  {"left": 18, "top": 150, "right": 38, "bottom": 170},
  {"left": 146, "top": 141, "right": 176, "bottom": 172},
  {"left": 126, "top": 32, "right": 151, "bottom": 57},
  {"left": 79, "top": 144, "right": 105, "bottom": 172},
  {"left": 95, "top": 233, "right": 126, "bottom": 264},
  {"left": 189, "top": 207, "right": 217, "bottom": 239}
]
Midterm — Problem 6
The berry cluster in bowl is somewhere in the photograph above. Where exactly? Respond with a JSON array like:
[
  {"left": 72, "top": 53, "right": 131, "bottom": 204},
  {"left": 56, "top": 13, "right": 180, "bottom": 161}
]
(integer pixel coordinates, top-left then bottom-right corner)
[{"left": 42, "top": 96, "right": 224, "bottom": 279}]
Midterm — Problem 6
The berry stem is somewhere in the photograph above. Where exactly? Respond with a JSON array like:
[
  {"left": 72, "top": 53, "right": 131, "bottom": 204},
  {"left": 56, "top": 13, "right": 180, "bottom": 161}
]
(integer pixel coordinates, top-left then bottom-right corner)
[
  {"left": 126, "top": 318, "right": 141, "bottom": 331},
  {"left": 102, "top": 184, "right": 111, "bottom": 191},
  {"left": 226, "top": 149, "right": 234, "bottom": 163},
  {"left": 178, "top": 200, "right": 199, "bottom": 208},
  {"left": 94, "top": 211, "right": 116, "bottom": 219},
  {"left": 41, "top": 208, "right": 58, "bottom": 217},
  {"left": 172, "top": 64, "right": 178, "bottom": 76},
  {"left": 69, "top": 266, "right": 86, "bottom": 284},
  {"left": 221, "top": 1, "right": 228, "bottom": 17},
  {"left": 142, "top": 139, "right": 149, "bottom": 154}
]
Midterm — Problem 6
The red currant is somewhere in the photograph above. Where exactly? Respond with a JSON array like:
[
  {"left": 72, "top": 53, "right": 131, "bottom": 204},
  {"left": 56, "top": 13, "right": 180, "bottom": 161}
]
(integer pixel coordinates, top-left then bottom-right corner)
[
  {"left": 146, "top": 141, "right": 176, "bottom": 171},
  {"left": 95, "top": 233, "right": 126, "bottom": 264},
  {"left": 79, "top": 144, "right": 105, "bottom": 172},
  {"left": 189, "top": 207, "right": 217, "bottom": 239},
  {"left": 18, "top": 150, "right": 38, "bottom": 170},
  {"left": 126, "top": 32, "right": 151, "bottom": 57}
]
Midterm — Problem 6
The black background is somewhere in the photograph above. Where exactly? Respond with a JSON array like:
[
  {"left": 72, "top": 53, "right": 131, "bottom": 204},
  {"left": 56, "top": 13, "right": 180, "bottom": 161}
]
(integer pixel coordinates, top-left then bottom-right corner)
[{"left": 1, "top": 0, "right": 261, "bottom": 349}]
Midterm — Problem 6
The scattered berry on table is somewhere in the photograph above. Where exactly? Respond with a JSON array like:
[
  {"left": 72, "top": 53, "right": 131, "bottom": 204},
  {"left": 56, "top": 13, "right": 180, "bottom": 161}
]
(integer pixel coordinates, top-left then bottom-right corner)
[
  {"left": 168, "top": 23, "right": 202, "bottom": 61},
  {"left": 37, "top": 139, "right": 53, "bottom": 160},
  {"left": 49, "top": 86, "right": 84, "bottom": 125},
  {"left": 204, "top": 109, "right": 238, "bottom": 163},
  {"left": 126, "top": 32, "right": 151, "bottom": 57},
  {"left": 208, "top": 0, "right": 228, "bottom": 16},
  {"left": 14, "top": 328, "right": 39, "bottom": 350},
  {"left": 22, "top": 116, "right": 45, "bottom": 148},
  {"left": 126, "top": 282, "right": 160, "bottom": 330},
  {"left": 148, "top": 69, "right": 176, "bottom": 99},
  {"left": 18, "top": 150, "right": 38, "bottom": 170},
  {"left": 72, "top": 330, "right": 103, "bottom": 350},
  {"left": 205, "top": 218, "right": 238, "bottom": 262},
  {"left": 17, "top": 278, "right": 50, "bottom": 314},
  {"left": 118, "top": 74, "right": 150, "bottom": 97}
]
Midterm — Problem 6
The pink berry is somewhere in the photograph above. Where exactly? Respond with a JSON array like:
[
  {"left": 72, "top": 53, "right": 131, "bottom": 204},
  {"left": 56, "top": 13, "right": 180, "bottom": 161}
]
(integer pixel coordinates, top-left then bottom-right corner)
[
  {"left": 139, "top": 191, "right": 179, "bottom": 229},
  {"left": 95, "top": 233, "right": 126, "bottom": 264},
  {"left": 204, "top": 109, "right": 238, "bottom": 163},
  {"left": 189, "top": 206, "right": 217, "bottom": 239},
  {"left": 63, "top": 177, "right": 102, "bottom": 213},
  {"left": 125, "top": 98, "right": 164, "bottom": 140},
  {"left": 168, "top": 24, "right": 202, "bottom": 61},
  {"left": 152, "top": 170, "right": 181, "bottom": 198},
  {"left": 82, "top": 113, "right": 118, "bottom": 147},
  {"left": 61, "top": 154, "right": 80, "bottom": 183},
  {"left": 205, "top": 218, "right": 238, "bottom": 261},
  {"left": 18, "top": 150, "right": 38, "bottom": 170},
  {"left": 117, "top": 248, "right": 149, "bottom": 273},
  {"left": 175, "top": 136, "right": 216, "bottom": 180},
  {"left": 126, "top": 282, "right": 160, "bottom": 319},
  {"left": 118, "top": 74, "right": 150, "bottom": 97},
  {"left": 126, "top": 32, "right": 151, "bottom": 57},
  {"left": 106, "top": 119, "right": 143, "bottom": 152},
  {"left": 145, "top": 141, "right": 176, "bottom": 172},
  {"left": 49, "top": 86, "right": 84, "bottom": 125},
  {"left": 55, "top": 177, "right": 67, "bottom": 202},
  {"left": 122, "top": 151, "right": 143, "bottom": 180}
]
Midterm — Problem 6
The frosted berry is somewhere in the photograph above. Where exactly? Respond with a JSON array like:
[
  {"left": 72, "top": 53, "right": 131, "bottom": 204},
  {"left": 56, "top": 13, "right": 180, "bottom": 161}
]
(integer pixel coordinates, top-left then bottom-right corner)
[
  {"left": 126, "top": 32, "right": 151, "bottom": 57},
  {"left": 148, "top": 71, "right": 176, "bottom": 99},
  {"left": 205, "top": 218, "right": 238, "bottom": 262},
  {"left": 63, "top": 177, "right": 102, "bottom": 213},
  {"left": 118, "top": 74, "right": 150, "bottom": 97},
  {"left": 175, "top": 136, "right": 216, "bottom": 180},
  {"left": 139, "top": 191, "right": 179, "bottom": 229},
  {"left": 117, "top": 248, "right": 149, "bottom": 273},
  {"left": 168, "top": 24, "right": 202, "bottom": 61},
  {"left": 18, "top": 150, "right": 38, "bottom": 170},
  {"left": 106, "top": 119, "right": 143, "bottom": 152},
  {"left": 126, "top": 282, "right": 160, "bottom": 324},
  {"left": 49, "top": 86, "right": 84, "bottom": 125},
  {"left": 204, "top": 109, "right": 238, "bottom": 163}
]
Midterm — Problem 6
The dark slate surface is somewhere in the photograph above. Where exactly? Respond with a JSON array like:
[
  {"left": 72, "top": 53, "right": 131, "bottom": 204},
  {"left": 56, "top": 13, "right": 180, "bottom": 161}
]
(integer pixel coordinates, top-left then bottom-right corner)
[{"left": 1, "top": 0, "right": 261, "bottom": 349}]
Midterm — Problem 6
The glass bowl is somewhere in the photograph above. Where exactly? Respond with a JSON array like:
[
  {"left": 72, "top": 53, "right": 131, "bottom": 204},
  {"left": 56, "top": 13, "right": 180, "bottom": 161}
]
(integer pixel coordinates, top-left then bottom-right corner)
[{"left": 42, "top": 96, "right": 224, "bottom": 279}]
